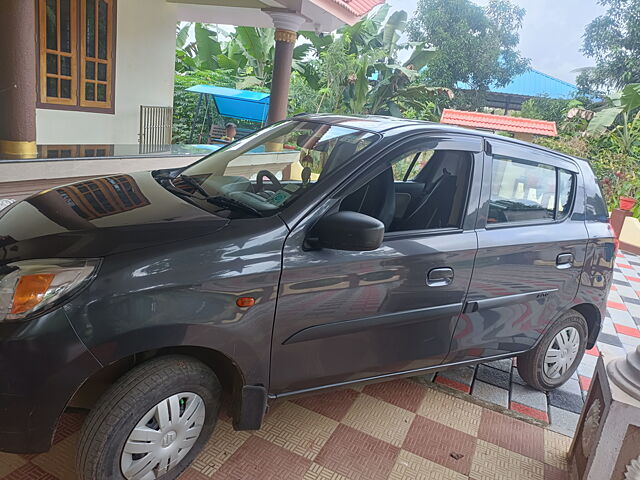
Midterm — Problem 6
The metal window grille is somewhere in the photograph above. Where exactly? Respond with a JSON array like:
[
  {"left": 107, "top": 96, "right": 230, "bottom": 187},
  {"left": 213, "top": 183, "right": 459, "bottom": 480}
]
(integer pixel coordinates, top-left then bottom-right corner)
[{"left": 139, "top": 105, "right": 173, "bottom": 153}]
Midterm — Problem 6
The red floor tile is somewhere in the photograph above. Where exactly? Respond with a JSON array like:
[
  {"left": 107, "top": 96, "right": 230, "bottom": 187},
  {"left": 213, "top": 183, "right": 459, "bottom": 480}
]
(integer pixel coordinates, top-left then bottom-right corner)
[
  {"left": 179, "top": 470, "right": 213, "bottom": 480},
  {"left": 610, "top": 285, "right": 617, "bottom": 291},
  {"left": 434, "top": 375, "right": 471, "bottom": 394},
  {"left": 315, "top": 424, "right": 399, "bottom": 480},
  {"left": 52, "top": 412, "right": 86, "bottom": 445},
  {"left": 212, "top": 436, "right": 311, "bottom": 480},
  {"left": 403, "top": 415, "right": 476, "bottom": 475},
  {"left": 618, "top": 263, "right": 633, "bottom": 269},
  {"left": 478, "top": 408, "right": 545, "bottom": 462},
  {"left": 362, "top": 379, "right": 426, "bottom": 412},
  {"left": 292, "top": 388, "right": 359, "bottom": 422},
  {"left": 509, "top": 401, "right": 549, "bottom": 423},
  {"left": 578, "top": 375, "right": 592, "bottom": 392},
  {"left": 625, "top": 275, "right": 640, "bottom": 283},
  {"left": 585, "top": 345, "right": 599, "bottom": 357},
  {"left": 607, "top": 300, "right": 627, "bottom": 311},
  {"left": 3, "top": 465, "right": 57, "bottom": 480},
  {"left": 544, "top": 463, "right": 571, "bottom": 480},
  {"left": 614, "top": 323, "right": 640, "bottom": 338}
]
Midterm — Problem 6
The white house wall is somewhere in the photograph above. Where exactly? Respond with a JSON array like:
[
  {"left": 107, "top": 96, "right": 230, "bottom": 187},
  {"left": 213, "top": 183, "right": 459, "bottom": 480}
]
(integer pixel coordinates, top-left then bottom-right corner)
[{"left": 36, "top": 0, "right": 178, "bottom": 144}]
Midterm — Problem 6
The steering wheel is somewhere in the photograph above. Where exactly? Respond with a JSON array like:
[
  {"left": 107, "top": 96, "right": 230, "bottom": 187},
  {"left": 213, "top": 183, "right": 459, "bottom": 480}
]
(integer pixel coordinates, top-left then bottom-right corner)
[{"left": 256, "top": 170, "right": 282, "bottom": 192}]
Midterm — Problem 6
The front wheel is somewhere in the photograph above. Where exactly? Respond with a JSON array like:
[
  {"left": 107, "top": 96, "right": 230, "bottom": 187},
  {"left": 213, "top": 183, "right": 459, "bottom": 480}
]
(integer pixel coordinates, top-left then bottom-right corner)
[
  {"left": 517, "top": 310, "right": 588, "bottom": 391},
  {"left": 77, "top": 355, "right": 221, "bottom": 480}
]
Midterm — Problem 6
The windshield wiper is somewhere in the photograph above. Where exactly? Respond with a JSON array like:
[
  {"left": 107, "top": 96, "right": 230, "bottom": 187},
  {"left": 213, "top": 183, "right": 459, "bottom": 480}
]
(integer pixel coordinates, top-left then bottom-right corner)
[
  {"left": 177, "top": 174, "right": 210, "bottom": 197},
  {"left": 206, "top": 196, "right": 263, "bottom": 217}
]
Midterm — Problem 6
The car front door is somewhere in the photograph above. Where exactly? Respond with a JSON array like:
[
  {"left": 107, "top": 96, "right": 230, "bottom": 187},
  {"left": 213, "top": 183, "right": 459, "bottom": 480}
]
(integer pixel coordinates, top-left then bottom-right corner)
[
  {"left": 269, "top": 133, "right": 483, "bottom": 395},
  {"left": 446, "top": 139, "right": 588, "bottom": 363}
]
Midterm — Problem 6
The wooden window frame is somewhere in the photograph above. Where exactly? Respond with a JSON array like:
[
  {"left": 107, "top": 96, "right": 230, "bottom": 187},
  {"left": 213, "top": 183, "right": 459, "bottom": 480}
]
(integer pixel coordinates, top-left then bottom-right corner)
[
  {"left": 36, "top": 0, "right": 117, "bottom": 114},
  {"left": 80, "top": 0, "right": 114, "bottom": 108},
  {"left": 38, "top": 0, "right": 78, "bottom": 106}
]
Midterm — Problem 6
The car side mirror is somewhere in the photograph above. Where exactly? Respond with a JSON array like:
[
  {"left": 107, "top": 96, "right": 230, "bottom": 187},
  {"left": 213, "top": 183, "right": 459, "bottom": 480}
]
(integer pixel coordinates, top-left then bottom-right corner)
[{"left": 305, "top": 211, "right": 384, "bottom": 251}]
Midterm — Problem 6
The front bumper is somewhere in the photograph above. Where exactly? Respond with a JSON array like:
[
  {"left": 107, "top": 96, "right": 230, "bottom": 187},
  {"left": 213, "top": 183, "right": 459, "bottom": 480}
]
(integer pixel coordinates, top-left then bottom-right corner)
[{"left": 0, "top": 308, "right": 101, "bottom": 453}]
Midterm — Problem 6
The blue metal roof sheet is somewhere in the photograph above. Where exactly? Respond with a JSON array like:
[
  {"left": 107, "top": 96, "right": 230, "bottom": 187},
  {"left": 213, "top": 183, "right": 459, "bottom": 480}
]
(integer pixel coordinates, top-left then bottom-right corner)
[
  {"left": 457, "top": 69, "right": 579, "bottom": 99},
  {"left": 186, "top": 85, "right": 270, "bottom": 123}
]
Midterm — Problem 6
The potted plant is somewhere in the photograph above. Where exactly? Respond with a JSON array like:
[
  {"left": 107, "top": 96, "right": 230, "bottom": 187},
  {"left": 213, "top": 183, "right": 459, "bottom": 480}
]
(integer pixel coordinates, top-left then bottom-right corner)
[
  {"left": 620, "top": 195, "right": 637, "bottom": 211},
  {"left": 613, "top": 171, "right": 639, "bottom": 211}
]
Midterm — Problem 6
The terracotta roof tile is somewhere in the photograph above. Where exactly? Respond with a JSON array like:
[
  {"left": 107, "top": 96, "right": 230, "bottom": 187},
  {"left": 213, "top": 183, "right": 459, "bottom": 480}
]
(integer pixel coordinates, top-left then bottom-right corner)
[
  {"left": 333, "top": 0, "right": 385, "bottom": 16},
  {"left": 440, "top": 109, "right": 557, "bottom": 137}
]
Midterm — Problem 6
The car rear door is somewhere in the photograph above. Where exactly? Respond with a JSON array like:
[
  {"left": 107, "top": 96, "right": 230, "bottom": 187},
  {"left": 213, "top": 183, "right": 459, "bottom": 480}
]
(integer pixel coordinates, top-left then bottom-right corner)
[
  {"left": 269, "top": 133, "right": 483, "bottom": 395},
  {"left": 446, "top": 139, "right": 589, "bottom": 363}
]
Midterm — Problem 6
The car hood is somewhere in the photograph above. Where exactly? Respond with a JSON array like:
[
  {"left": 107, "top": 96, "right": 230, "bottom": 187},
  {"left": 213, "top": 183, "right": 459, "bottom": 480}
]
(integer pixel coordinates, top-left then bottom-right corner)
[{"left": 0, "top": 171, "right": 229, "bottom": 263}]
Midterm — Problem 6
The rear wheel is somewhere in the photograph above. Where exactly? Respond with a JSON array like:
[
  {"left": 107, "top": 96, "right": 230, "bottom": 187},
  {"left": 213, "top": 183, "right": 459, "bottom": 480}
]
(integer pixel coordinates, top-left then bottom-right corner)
[
  {"left": 77, "top": 355, "right": 221, "bottom": 480},
  {"left": 517, "top": 310, "right": 588, "bottom": 391}
]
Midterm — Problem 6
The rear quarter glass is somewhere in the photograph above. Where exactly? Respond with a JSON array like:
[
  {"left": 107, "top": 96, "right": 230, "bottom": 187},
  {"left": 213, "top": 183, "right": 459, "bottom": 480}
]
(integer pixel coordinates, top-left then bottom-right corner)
[{"left": 582, "top": 160, "right": 609, "bottom": 223}]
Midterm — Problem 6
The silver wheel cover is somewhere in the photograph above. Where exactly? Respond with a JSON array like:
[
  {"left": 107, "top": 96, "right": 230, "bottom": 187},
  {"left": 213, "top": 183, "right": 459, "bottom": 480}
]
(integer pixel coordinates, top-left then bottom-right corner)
[
  {"left": 543, "top": 326, "right": 581, "bottom": 379},
  {"left": 121, "top": 392, "right": 206, "bottom": 480}
]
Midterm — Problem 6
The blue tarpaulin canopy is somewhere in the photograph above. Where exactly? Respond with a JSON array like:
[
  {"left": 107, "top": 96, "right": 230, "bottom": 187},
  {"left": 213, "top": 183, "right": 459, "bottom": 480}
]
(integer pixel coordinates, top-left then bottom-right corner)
[{"left": 186, "top": 85, "right": 270, "bottom": 123}]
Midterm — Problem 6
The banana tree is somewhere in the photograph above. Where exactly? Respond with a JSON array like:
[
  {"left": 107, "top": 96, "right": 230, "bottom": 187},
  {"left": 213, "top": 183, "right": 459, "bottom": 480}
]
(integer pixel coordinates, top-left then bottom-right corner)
[
  {"left": 339, "top": 7, "right": 449, "bottom": 117},
  {"left": 588, "top": 83, "right": 640, "bottom": 154}
]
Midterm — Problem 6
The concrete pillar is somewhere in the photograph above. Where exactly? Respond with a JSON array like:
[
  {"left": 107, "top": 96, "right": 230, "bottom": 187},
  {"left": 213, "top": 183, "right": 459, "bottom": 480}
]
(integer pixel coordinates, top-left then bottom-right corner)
[
  {"left": 608, "top": 345, "right": 640, "bottom": 399},
  {"left": 569, "top": 350, "right": 640, "bottom": 479},
  {"left": 266, "top": 11, "right": 305, "bottom": 125},
  {"left": 0, "top": 0, "right": 37, "bottom": 158}
]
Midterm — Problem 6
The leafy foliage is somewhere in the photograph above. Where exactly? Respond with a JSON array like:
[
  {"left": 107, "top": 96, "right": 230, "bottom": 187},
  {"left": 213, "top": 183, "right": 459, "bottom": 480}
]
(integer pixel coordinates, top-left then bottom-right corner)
[
  {"left": 295, "top": 5, "right": 452, "bottom": 117},
  {"left": 406, "top": 0, "right": 529, "bottom": 101},
  {"left": 586, "top": 83, "right": 640, "bottom": 155},
  {"left": 534, "top": 84, "right": 640, "bottom": 213},
  {"left": 577, "top": 0, "right": 640, "bottom": 93}
]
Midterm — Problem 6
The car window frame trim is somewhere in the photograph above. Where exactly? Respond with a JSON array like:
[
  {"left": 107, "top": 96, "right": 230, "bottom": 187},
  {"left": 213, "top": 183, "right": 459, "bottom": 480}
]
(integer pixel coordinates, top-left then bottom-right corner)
[{"left": 478, "top": 139, "right": 580, "bottom": 231}]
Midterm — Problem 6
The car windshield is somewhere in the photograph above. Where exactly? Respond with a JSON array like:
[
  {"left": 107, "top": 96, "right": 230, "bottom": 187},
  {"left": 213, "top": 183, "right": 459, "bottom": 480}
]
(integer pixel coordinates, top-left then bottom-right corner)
[{"left": 156, "top": 120, "right": 377, "bottom": 218}]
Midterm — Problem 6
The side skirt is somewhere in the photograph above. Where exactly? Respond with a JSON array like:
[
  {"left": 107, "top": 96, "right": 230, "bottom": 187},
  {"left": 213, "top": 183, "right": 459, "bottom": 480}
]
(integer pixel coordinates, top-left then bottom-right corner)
[{"left": 269, "top": 350, "right": 530, "bottom": 401}]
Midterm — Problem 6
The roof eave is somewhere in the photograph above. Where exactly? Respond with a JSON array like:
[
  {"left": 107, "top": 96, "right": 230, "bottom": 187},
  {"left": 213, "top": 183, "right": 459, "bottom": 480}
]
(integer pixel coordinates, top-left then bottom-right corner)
[{"left": 307, "top": 0, "right": 381, "bottom": 25}]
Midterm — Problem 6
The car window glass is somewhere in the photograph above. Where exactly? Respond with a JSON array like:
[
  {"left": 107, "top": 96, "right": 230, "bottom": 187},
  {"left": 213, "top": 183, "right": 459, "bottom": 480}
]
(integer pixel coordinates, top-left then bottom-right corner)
[
  {"left": 339, "top": 146, "right": 473, "bottom": 233},
  {"left": 557, "top": 169, "right": 575, "bottom": 220},
  {"left": 488, "top": 156, "right": 556, "bottom": 224},
  {"left": 585, "top": 191, "right": 609, "bottom": 222},
  {"left": 392, "top": 151, "right": 435, "bottom": 181},
  {"left": 175, "top": 121, "right": 377, "bottom": 218}
]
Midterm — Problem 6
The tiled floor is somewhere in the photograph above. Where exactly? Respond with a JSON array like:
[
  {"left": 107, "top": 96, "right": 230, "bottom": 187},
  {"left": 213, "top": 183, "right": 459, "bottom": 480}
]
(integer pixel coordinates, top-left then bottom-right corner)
[
  {"left": 0, "top": 384, "right": 571, "bottom": 480},
  {"left": 1, "top": 251, "right": 637, "bottom": 479}
]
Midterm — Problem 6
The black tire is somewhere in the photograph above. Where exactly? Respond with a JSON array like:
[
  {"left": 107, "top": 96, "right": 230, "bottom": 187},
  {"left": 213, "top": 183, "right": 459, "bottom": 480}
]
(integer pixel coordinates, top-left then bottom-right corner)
[
  {"left": 517, "top": 310, "right": 588, "bottom": 391},
  {"left": 77, "top": 355, "right": 221, "bottom": 480}
]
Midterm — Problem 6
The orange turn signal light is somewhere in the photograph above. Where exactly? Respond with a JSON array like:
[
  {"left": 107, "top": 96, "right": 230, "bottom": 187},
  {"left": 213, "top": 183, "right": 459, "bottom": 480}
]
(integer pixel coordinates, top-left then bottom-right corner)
[
  {"left": 236, "top": 297, "right": 255, "bottom": 308},
  {"left": 11, "top": 274, "right": 55, "bottom": 314}
]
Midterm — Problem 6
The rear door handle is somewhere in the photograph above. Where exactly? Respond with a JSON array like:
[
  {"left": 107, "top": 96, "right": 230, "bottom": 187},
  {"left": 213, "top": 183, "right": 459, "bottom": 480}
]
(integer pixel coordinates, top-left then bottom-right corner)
[
  {"left": 556, "top": 253, "right": 574, "bottom": 269},
  {"left": 427, "top": 267, "right": 454, "bottom": 287}
]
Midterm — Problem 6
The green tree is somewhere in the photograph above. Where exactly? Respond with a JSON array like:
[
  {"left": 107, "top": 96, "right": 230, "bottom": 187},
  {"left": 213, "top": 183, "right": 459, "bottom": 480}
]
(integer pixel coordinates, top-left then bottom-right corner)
[
  {"left": 406, "top": 0, "right": 529, "bottom": 102},
  {"left": 298, "top": 5, "right": 451, "bottom": 117},
  {"left": 577, "top": 0, "right": 640, "bottom": 93}
]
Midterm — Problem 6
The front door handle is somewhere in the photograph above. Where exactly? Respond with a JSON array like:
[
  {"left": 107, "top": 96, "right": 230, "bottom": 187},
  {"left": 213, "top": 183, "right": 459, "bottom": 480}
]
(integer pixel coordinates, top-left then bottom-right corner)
[
  {"left": 427, "top": 267, "right": 454, "bottom": 287},
  {"left": 556, "top": 253, "right": 574, "bottom": 269}
]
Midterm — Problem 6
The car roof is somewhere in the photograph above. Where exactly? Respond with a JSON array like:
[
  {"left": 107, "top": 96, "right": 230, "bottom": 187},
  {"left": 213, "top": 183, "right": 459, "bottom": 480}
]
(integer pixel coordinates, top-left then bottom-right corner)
[{"left": 295, "top": 113, "right": 590, "bottom": 168}]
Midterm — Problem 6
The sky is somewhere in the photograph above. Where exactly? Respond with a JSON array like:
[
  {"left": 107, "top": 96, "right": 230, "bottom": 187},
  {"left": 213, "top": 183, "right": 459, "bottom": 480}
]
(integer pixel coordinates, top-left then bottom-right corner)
[{"left": 386, "top": 0, "right": 605, "bottom": 84}]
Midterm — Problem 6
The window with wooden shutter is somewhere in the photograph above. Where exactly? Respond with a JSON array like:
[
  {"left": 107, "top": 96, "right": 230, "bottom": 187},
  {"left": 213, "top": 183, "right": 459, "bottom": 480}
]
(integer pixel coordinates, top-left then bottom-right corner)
[
  {"left": 80, "top": 0, "right": 113, "bottom": 108},
  {"left": 37, "top": 0, "right": 115, "bottom": 111},
  {"left": 38, "top": 0, "right": 78, "bottom": 105}
]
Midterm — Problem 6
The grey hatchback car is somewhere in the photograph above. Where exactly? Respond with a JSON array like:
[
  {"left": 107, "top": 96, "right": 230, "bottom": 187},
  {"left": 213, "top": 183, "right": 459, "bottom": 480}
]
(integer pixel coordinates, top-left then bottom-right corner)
[{"left": 0, "top": 115, "right": 615, "bottom": 479}]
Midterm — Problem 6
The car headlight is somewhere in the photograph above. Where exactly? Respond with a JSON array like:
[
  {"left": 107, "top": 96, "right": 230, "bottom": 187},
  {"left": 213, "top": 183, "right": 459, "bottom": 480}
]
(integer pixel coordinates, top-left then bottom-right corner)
[{"left": 0, "top": 259, "right": 100, "bottom": 322}]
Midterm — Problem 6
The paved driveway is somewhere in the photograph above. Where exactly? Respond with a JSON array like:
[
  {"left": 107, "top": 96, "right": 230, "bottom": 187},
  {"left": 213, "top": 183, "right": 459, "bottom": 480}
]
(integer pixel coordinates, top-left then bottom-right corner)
[{"left": 1, "top": 382, "right": 571, "bottom": 480}]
